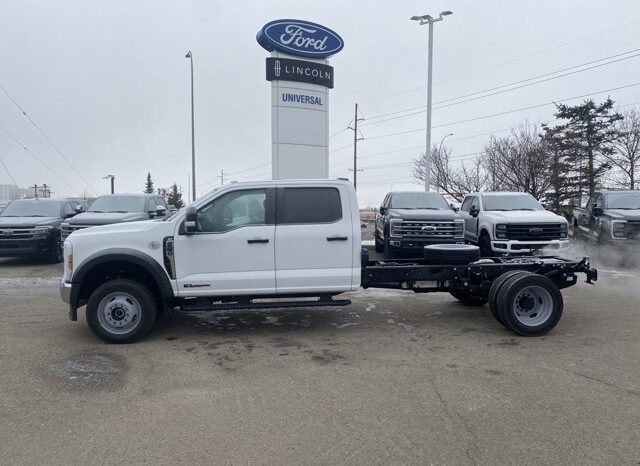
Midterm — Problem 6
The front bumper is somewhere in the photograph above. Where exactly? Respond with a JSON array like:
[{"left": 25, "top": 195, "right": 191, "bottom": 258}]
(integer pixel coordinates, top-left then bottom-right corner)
[
  {"left": 389, "top": 237, "right": 464, "bottom": 251},
  {"left": 0, "top": 237, "right": 54, "bottom": 257},
  {"left": 59, "top": 280, "right": 78, "bottom": 321},
  {"left": 491, "top": 239, "right": 570, "bottom": 253}
]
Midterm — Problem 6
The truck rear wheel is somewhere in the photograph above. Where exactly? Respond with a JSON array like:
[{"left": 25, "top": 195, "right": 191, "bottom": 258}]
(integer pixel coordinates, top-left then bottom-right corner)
[
  {"left": 497, "top": 274, "right": 563, "bottom": 336},
  {"left": 488, "top": 270, "right": 532, "bottom": 326},
  {"left": 86, "top": 279, "right": 157, "bottom": 343}
]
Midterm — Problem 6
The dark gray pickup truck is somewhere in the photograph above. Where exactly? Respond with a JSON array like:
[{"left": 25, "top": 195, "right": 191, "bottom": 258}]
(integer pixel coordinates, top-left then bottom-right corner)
[
  {"left": 374, "top": 191, "right": 464, "bottom": 258},
  {"left": 573, "top": 190, "right": 640, "bottom": 245},
  {"left": 61, "top": 194, "right": 168, "bottom": 241}
]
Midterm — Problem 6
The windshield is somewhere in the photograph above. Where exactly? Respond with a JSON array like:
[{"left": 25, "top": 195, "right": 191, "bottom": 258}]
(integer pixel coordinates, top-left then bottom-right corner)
[
  {"left": 606, "top": 192, "right": 640, "bottom": 209},
  {"left": 389, "top": 193, "right": 450, "bottom": 209},
  {"left": 88, "top": 196, "right": 147, "bottom": 213},
  {"left": 483, "top": 194, "right": 543, "bottom": 211},
  {"left": 0, "top": 200, "right": 62, "bottom": 217}
]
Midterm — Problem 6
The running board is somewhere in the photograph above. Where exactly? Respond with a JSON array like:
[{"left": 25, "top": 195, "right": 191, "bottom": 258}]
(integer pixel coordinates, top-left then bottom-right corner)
[{"left": 180, "top": 297, "right": 351, "bottom": 312}]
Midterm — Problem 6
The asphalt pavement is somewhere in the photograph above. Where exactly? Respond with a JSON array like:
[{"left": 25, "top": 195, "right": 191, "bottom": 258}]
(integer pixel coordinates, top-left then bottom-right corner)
[{"left": 0, "top": 250, "right": 639, "bottom": 465}]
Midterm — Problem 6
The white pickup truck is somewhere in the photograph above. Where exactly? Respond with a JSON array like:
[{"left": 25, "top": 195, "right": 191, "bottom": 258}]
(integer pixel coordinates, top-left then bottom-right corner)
[
  {"left": 60, "top": 180, "right": 596, "bottom": 342},
  {"left": 458, "top": 192, "right": 569, "bottom": 256}
]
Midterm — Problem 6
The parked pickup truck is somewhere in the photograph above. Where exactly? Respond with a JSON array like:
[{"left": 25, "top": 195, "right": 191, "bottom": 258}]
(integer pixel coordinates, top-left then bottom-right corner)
[
  {"left": 459, "top": 192, "right": 569, "bottom": 257},
  {"left": 0, "top": 198, "right": 87, "bottom": 263},
  {"left": 59, "top": 179, "right": 596, "bottom": 343},
  {"left": 374, "top": 191, "right": 463, "bottom": 258},
  {"left": 61, "top": 193, "right": 168, "bottom": 241},
  {"left": 573, "top": 190, "right": 640, "bottom": 245}
]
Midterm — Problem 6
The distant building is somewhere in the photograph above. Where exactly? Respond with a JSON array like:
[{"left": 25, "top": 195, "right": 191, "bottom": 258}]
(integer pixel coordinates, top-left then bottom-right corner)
[{"left": 0, "top": 184, "right": 33, "bottom": 202}]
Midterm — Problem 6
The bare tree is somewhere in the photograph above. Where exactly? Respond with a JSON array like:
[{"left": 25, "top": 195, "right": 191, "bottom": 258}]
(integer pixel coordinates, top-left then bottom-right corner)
[
  {"left": 413, "top": 144, "right": 487, "bottom": 201},
  {"left": 482, "top": 122, "right": 551, "bottom": 199},
  {"left": 609, "top": 108, "right": 640, "bottom": 189}
]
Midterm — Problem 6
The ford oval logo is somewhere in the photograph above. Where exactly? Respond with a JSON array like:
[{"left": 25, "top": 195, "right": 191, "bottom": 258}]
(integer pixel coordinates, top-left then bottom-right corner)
[
  {"left": 529, "top": 227, "right": 543, "bottom": 235},
  {"left": 421, "top": 226, "right": 437, "bottom": 232},
  {"left": 257, "top": 19, "right": 344, "bottom": 59}
]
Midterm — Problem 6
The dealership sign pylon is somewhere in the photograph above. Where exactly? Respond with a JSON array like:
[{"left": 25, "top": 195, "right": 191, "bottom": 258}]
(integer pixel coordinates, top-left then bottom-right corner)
[{"left": 257, "top": 19, "right": 344, "bottom": 180}]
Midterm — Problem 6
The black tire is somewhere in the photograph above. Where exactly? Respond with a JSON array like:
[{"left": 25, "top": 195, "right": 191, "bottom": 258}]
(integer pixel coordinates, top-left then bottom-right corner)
[
  {"left": 488, "top": 270, "right": 532, "bottom": 326},
  {"left": 424, "top": 244, "right": 480, "bottom": 265},
  {"left": 86, "top": 279, "right": 157, "bottom": 343},
  {"left": 449, "top": 290, "right": 488, "bottom": 306},
  {"left": 374, "top": 234, "right": 384, "bottom": 253},
  {"left": 479, "top": 232, "right": 493, "bottom": 257},
  {"left": 497, "top": 273, "right": 563, "bottom": 336},
  {"left": 46, "top": 236, "right": 63, "bottom": 264}
]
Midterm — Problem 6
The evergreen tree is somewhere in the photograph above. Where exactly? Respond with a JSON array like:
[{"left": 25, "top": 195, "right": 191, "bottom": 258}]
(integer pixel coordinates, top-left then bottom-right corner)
[
  {"left": 167, "top": 183, "right": 184, "bottom": 208},
  {"left": 545, "top": 99, "right": 622, "bottom": 204},
  {"left": 144, "top": 172, "right": 154, "bottom": 194}
]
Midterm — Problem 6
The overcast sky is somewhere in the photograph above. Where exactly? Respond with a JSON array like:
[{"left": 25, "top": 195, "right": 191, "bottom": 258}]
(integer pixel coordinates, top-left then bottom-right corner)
[{"left": 1, "top": 0, "right": 640, "bottom": 206}]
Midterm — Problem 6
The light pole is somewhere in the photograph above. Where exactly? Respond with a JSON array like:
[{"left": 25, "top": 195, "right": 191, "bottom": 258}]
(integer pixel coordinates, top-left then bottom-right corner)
[
  {"left": 411, "top": 10, "right": 453, "bottom": 192},
  {"left": 103, "top": 175, "right": 115, "bottom": 194},
  {"left": 435, "top": 133, "right": 453, "bottom": 192},
  {"left": 185, "top": 50, "right": 196, "bottom": 202}
]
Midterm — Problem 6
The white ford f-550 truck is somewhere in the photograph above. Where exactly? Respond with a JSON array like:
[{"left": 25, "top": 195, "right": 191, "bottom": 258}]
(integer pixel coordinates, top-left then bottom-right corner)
[
  {"left": 60, "top": 180, "right": 596, "bottom": 342},
  {"left": 458, "top": 192, "right": 569, "bottom": 256}
]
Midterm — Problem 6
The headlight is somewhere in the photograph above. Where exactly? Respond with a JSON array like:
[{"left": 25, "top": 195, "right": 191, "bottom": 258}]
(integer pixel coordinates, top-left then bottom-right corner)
[
  {"left": 612, "top": 220, "right": 627, "bottom": 239},
  {"left": 495, "top": 224, "right": 507, "bottom": 239},
  {"left": 32, "top": 226, "right": 53, "bottom": 235},
  {"left": 389, "top": 219, "right": 403, "bottom": 237},
  {"left": 559, "top": 222, "right": 568, "bottom": 238},
  {"left": 63, "top": 241, "right": 73, "bottom": 281}
]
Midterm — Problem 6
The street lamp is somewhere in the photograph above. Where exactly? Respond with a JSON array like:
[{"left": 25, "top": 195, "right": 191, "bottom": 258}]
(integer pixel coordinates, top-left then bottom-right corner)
[
  {"left": 185, "top": 50, "right": 196, "bottom": 203},
  {"left": 411, "top": 10, "right": 453, "bottom": 192},
  {"left": 435, "top": 133, "right": 453, "bottom": 192}
]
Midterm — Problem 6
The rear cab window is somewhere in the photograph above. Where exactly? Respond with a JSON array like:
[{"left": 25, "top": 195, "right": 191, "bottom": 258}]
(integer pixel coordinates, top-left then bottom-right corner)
[{"left": 277, "top": 187, "right": 342, "bottom": 224}]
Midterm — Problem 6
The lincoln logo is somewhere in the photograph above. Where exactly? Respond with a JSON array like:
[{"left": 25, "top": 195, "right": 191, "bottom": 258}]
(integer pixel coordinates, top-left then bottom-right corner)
[
  {"left": 421, "top": 226, "right": 437, "bottom": 232},
  {"left": 529, "top": 227, "right": 543, "bottom": 235},
  {"left": 274, "top": 60, "right": 281, "bottom": 77}
]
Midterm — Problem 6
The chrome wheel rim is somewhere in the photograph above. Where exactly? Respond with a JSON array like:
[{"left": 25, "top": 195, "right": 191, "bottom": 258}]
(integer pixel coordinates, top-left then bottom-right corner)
[
  {"left": 97, "top": 292, "right": 142, "bottom": 335},
  {"left": 512, "top": 285, "right": 553, "bottom": 326}
]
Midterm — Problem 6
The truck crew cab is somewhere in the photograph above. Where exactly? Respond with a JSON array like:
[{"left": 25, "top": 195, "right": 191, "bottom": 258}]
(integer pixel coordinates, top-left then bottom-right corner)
[
  {"left": 60, "top": 180, "right": 597, "bottom": 342},
  {"left": 573, "top": 189, "right": 640, "bottom": 245},
  {"left": 374, "top": 191, "right": 463, "bottom": 258}
]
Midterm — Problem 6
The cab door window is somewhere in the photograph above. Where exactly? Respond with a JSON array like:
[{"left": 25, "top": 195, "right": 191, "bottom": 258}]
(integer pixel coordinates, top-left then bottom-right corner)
[{"left": 198, "top": 189, "right": 269, "bottom": 233}]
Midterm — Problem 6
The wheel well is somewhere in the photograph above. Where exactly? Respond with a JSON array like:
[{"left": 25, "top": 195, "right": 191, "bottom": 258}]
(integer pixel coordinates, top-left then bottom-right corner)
[
  {"left": 77, "top": 261, "right": 162, "bottom": 309},
  {"left": 480, "top": 228, "right": 491, "bottom": 238}
]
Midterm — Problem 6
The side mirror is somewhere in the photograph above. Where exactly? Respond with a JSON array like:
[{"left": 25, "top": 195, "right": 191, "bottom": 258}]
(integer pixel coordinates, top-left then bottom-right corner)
[
  {"left": 184, "top": 206, "right": 198, "bottom": 234},
  {"left": 75, "top": 205, "right": 84, "bottom": 213},
  {"left": 470, "top": 206, "right": 480, "bottom": 218},
  {"left": 156, "top": 205, "right": 167, "bottom": 217},
  {"left": 379, "top": 206, "right": 387, "bottom": 215},
  {"left": 593, "top": 206, "right": 603, "bottom": 217},
  {"left": 450, "top": 203, "right": 459, "bottom": 213}
]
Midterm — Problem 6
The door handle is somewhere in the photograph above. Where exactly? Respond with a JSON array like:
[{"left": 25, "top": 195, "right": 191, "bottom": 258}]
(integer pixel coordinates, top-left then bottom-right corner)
[
  {"left": 247, "top": 238, "right": 269, "bottom": 244},
  {"left": 327, "top": 236, "right": 348, "bottom": 242}
]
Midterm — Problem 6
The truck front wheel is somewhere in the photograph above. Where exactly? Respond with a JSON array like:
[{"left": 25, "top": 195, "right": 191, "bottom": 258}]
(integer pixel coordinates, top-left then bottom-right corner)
[
  {"left": 479, "top": 232, "right": 493, "bottom": 257},
  {"left": 86, "top": 279, "right": 157, "bottom": 343}
]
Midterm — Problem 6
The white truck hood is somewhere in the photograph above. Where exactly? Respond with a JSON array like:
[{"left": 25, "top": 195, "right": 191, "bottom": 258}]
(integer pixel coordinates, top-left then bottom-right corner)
[{"left": 486, "top": 210, "right": 566, "bottom": 223}]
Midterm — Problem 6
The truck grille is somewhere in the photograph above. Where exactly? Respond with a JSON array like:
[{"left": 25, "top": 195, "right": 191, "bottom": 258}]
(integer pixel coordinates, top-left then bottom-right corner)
[
  {"left": 391, "top": 220, "right": 464, "bottom": 239},
  {"left": 0, "top": 228, "right": 35, "bottom": 239},
  {"left": 624, "top": 221, "right": 640, "bottom": 240},
  {"left": 61, "top": 224, "right": 91, "bottom": 241},
  {"left": 505, "top": 223, "right": 563, "bottom": 241}
]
